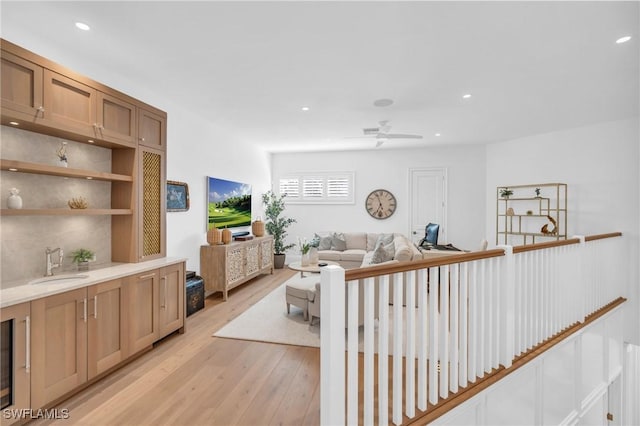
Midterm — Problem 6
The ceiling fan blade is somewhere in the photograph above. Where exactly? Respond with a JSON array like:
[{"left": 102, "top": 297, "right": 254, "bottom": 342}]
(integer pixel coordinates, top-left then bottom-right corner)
[{"left": 382, "top": 133, "right": 423, "bottom": 139}]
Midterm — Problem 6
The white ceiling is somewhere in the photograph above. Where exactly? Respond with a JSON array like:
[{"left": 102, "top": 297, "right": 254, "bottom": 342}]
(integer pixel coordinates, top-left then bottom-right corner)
[{"left": 1, "top": 1, "right": 638, "bottom": 153}]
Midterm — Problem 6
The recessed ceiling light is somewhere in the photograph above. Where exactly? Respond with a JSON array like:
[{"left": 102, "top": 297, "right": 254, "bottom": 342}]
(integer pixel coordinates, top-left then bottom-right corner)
[
  {"left": 435, "top": 133, "right": 441, "bottom": 137},
  {"left": 462, "top": 94, "right": 472, "bottom": 99},
  {"left": 373, "top": 98, "right": 394, "bottom": 107},
  {"left": 616, "top": 36, "right": 631, "bottom": 44},
  {"left": 301, "top": 106, "right": 310, "bottom": 111},
  {"left": 75, "top": 22, "right": 90, "bottom": 31},
  {"left": 9, "top": 121, "right": 19, "bottom": 126}
]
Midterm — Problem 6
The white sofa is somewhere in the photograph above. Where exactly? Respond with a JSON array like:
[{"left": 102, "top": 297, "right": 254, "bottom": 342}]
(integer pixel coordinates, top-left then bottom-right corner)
[{"left": 313, "top": 232, "right": 422, "bottom": 269}]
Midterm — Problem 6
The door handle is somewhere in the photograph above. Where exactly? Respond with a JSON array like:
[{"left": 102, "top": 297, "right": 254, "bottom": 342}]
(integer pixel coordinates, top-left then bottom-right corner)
[
  {"left": 25, "top": 315, "right": 30, "bottom": 373},
  {"left": 94, "top": 295, "right": 98, "bottom": 319},
  {"left": 82, "top": 298, "right": 87, "bottom": 322},
  {"left": 161, "top": 277, "right": 167, "bottom": 308}
]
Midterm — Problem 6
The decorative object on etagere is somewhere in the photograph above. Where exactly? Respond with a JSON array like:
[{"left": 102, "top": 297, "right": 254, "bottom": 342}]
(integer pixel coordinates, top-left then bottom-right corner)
[
  {"left": 7, "top": 187, "right": 23, "bottom": 209},
  {"left": 506, "top": 207, "right": 515, "bottom": 216},
  {"left": 499, "top": 187, "right": 513, "bottom": 199},
  {"left": 68, "top": 197, "right": 88, "bottom": 209},
  {"left": 56, "top": 141, "right": 68, "bottom": 167},
  {"left": 541, "top": 215, "right": 558, "bottom": 235},
  {"left": 535, "top": 188, "right": 541, "bottom": 198}
]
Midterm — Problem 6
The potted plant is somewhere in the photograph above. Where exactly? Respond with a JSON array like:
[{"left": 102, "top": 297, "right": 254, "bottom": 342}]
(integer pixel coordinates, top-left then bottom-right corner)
[
  {"left": 499, "top": 188, "right": 514, "bottom": 199},
  {"left": 262, "top": 191, "right": 296, "bottom": 268},
  {"left": 71, "top": 248, "right": 94, "bottom": 271}
]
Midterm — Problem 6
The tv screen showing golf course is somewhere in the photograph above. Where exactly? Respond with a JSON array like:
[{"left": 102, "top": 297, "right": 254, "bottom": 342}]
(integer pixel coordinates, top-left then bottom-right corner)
[{"left": 207, "top": 176, "right": 252, "bottom": 230}]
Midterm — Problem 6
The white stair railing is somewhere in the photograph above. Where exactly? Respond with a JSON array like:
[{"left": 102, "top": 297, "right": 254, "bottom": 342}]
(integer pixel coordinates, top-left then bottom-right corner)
[{"left": 320, "top": 233, "right": 624, "bottom": 425}]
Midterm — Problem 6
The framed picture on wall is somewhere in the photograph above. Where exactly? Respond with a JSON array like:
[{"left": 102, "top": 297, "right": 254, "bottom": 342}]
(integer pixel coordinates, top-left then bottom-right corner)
[{"left": 167, "top": 180, "right": 190, "bottom": 212}]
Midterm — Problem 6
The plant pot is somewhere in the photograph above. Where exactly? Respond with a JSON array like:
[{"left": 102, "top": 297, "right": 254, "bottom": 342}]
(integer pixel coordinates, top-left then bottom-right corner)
[
  {"left": 309, "top": 247, "right": 319, "bottom": 264},
  {"left": 301, "top": 253, "right": 310, "bottom": 266},
  {"left": 273, "top": 253, "right": 286, "bottom": 269},
  {"left": 77, "top": 261, "right": 89, "bottom": 271}
]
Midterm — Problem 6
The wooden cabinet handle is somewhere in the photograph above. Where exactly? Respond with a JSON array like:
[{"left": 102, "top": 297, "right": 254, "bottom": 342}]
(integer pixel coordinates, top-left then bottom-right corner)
[
  {"left": 83, "top": 298, "right": 87, "bottom": 322},
  {"left": 94, "top": 295, "right": 98, "bottom": 319},
  {"left": 161, "top": 277, "right": 167, "bottom": 308},
  {"left": 25, "top": 315, "right": 30, "bottom": 373}
]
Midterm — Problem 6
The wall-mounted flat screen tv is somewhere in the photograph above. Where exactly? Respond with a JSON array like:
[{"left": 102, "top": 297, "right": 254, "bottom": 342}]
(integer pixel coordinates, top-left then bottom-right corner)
[{"left": 207, "top": 176, "right": 252, "bottom": 230}]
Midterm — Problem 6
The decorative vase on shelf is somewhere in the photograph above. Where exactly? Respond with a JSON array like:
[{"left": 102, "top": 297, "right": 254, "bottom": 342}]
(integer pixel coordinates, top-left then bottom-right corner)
[
  {"left": 207, "top": 227, "right": 222, "bottom": 245},
  {"left": 251, "top": 217, "right": 265, "bottom": 237},
  {"left": 7, "top": 188, "right": 23, "bottom": 209},
  {"left": 222, "top": 228, "right": 233, "bottom": 244},
  {"left": 309, "top": 247, "right": 319, "bottom": 264},
  {"left": 77, "top": 261, "right": 89, "bottom": 271},
  {"left": 301, "top": 252, "right": 310, "bottom": 266}
]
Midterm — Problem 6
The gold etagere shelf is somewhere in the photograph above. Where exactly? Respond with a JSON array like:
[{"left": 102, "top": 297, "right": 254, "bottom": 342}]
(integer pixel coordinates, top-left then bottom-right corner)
[{"left": 496, "top": 183, "right": 567, "bottom": 245}]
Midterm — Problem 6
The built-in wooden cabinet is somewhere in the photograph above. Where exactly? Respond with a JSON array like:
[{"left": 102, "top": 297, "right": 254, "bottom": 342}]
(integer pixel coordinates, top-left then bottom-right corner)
[
  {"left": 0, "top": 302, "right": 30, "bottom": 426},
  {"left": 18, "top": 262, "right": 184, "bottom": 411},
  {"left": 127, "top": 270, "right": 160, "bottom": 354},
  {"left": 87, "top": 279, "right": 127, "bottom": 380},
  {"left": 159, "top": 263, "right": 185, "bottom": 336},
  {"left": 0, "top": 50, "right": 43, "bottom": 121},
  {"left": 138, "top": 107, "right": 166, "bottom": 151},
  {"left": 139, "top": 147, "right": 166, "bottom": 261},
  {"left": 1, "top": 39, "right": 167, "bottom": 264},
  {"left": 30, "top": 288, "right": 87, "bottom": 409},
  {"left": 200, "top": 236, "right": 274, "bottom": 301}
]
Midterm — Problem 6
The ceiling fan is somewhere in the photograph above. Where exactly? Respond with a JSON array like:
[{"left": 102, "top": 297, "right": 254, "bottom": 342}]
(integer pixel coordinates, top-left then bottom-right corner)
[{"left": 348, "top": 120, "right": 423, "bottom": 147}]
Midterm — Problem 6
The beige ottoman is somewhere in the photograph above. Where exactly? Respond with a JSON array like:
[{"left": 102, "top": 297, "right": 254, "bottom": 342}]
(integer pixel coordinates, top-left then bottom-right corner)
[{"left": 285, "top": 276, "right": 319, "bottom": 321}]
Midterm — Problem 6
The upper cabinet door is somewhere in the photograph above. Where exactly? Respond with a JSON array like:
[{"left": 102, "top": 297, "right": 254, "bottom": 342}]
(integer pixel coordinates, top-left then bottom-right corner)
[
  {"left": 96, "top": 92, "right": 137, "bottom": 147},
  {"left": 138, "top": 107, "right": 166, "bottom": 151},
  {"left": 1, "top": 50, "right": 44, "bottom": 120},
  {"left": 42, "top": 69, "right": 97, "bottom": 138}
]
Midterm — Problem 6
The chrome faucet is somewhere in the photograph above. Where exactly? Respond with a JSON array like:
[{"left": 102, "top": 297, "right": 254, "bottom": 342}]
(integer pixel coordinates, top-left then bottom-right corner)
[{"left": 45, "top": 247, "right": 64, "bottom": 276}]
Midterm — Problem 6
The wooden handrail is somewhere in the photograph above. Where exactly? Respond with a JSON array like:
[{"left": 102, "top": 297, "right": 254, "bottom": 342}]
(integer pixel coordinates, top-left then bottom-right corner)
[
  {"left": 512, "top": 237, "right": 580, "bottom": 254},
  {"left": 344, "top": 249, "right": 505, "bottom": 281},
  {"left": 585, "top": 232, "right": 623, "bottom": 242}
]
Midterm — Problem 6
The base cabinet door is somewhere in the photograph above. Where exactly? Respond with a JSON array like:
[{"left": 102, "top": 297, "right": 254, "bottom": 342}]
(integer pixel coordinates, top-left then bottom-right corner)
[
  {"left": 0, "top": 302, "right": 30, "bottom": 426},
  {"left": 127, "top": 270, "right": 159, "bottom": 354},
  {"left": 30, "top": 288, "right": 87, "bottom": 409},
  {"left": 87, "top": 279, "right": 127, "bottom": 380},
  {"left": 159, "top": 263, "right": 185, "bottom": 336}
]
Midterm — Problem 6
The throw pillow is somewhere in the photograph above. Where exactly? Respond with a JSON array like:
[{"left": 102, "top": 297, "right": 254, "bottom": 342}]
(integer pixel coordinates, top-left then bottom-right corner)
[
  {"left": 370, "top": 241, "right": 395, "bottom": 264},
  {"left": 376, "top": 233, "right": 394, "bottom": 247},
  {"left": 315, "top": 233, "right": 333, "bottom": 250},
  {"left": 331, "top": 232, "right": 347, "bottom": 251}
]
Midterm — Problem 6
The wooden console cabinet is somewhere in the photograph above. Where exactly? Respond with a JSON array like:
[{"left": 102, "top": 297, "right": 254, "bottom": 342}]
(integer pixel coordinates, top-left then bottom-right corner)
[{"left": 200, "top": 236, "right": 273, "bottom": 300}]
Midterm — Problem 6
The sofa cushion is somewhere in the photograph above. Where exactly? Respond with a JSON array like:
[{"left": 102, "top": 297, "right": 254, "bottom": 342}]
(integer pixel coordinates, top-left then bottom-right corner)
[
  {"left": 331, "top": 232, "right": 347, "bottom": 251},
  {"left": 340, "top": 249, "right": 367, "bottom": 262},
  {"left": 393, "top": 235, "right": 413, "bottom": 262},
  {"left": 315, "top": 232, "right": 333, "bottom": 250},
  {"left": 318, "top": 250, "right": 343, "bottom": 261},
  {"left": 371, "top": 241, "right": 395, "bottom": 264},
  {"left": 344, "top": 232, "right": 367, "bottom": 250}
]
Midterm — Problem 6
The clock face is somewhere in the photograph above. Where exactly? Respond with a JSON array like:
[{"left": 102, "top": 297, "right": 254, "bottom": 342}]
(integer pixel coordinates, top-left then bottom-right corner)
[{"left": 366, "top": 189, "right": 397, "bottom": 219}]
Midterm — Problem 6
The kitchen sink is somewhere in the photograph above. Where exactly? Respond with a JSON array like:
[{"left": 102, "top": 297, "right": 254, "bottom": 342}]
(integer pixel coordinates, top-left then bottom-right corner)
[{"left": 29, "top": 274, "right": 89, "bottom": 285}]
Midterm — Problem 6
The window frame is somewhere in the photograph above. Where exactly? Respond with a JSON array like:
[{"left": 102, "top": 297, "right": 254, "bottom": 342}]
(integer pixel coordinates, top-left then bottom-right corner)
[{"left": 277, "top": 171, "right": 355, "bottom": 205}]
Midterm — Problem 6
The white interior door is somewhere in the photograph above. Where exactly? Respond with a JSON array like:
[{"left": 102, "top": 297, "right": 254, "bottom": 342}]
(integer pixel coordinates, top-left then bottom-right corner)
[{"left": 409, "top": 168, "right": 447, "bottom": 245}]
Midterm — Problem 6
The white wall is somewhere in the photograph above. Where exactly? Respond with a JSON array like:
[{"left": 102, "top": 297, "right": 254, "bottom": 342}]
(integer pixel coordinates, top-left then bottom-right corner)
[
  {"left": 270, "top": 144, "right": 487, "bottom": 254},
  {"left": 485, "top": 118, "right": 640, "bottom": 344}
]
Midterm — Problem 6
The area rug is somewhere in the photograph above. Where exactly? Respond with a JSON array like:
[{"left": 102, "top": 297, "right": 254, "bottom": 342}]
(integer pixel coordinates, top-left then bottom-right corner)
[{"left": 213, "top": 275, "right": 423, "bottom": 353}]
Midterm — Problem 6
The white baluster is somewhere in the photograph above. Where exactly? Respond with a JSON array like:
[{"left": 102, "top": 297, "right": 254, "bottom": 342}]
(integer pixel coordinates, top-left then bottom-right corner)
[
  {"left": 378, "top": 274, "right": 390, "bottom": 425},
  {"left": 363, "top": 277, "right": 375, "bottom": 425}
]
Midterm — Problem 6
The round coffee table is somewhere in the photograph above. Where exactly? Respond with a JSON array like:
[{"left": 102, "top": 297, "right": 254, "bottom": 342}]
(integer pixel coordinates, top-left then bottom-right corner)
[{"left": 288, "top": 260, "right": 339, "bottom": 277}]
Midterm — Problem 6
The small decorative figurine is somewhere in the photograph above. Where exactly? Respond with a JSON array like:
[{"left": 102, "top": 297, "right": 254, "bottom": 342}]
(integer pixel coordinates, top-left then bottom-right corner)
[
  {"left": 7, "top": 188, "right": 23, "bottom": 209},
  {"left": 535, "top": 188, "right": 541, "bottom": 198},
  {"left": 57, "top": 141, "right": 68, "bottom": 167}
]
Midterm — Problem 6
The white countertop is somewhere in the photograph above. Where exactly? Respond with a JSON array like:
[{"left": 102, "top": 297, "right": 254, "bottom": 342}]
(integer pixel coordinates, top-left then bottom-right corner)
[{"left": 0, "top": 257, "right": 187, "bottom": 308}]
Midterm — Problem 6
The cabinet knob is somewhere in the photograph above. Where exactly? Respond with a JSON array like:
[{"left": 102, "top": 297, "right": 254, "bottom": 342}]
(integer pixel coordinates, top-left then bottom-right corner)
[{"left": 37, "top": 106, "right": 45, "bottom": 117}]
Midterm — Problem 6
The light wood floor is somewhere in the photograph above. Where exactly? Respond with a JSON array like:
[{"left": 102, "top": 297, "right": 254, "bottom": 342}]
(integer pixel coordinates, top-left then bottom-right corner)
[{"left": 32, "top": 268, "right": 322, "bottom": 426}]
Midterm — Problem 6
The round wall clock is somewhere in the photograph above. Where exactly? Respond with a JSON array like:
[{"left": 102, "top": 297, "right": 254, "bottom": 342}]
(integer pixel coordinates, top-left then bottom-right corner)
[{"left": 365, "top": 189, "right": 397, "bottom": 219}]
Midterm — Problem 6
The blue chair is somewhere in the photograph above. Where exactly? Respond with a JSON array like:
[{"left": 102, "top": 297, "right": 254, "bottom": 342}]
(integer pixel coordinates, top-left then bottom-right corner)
[{"left": 418, "top": 223, "right": 439, "bottom": 248}]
